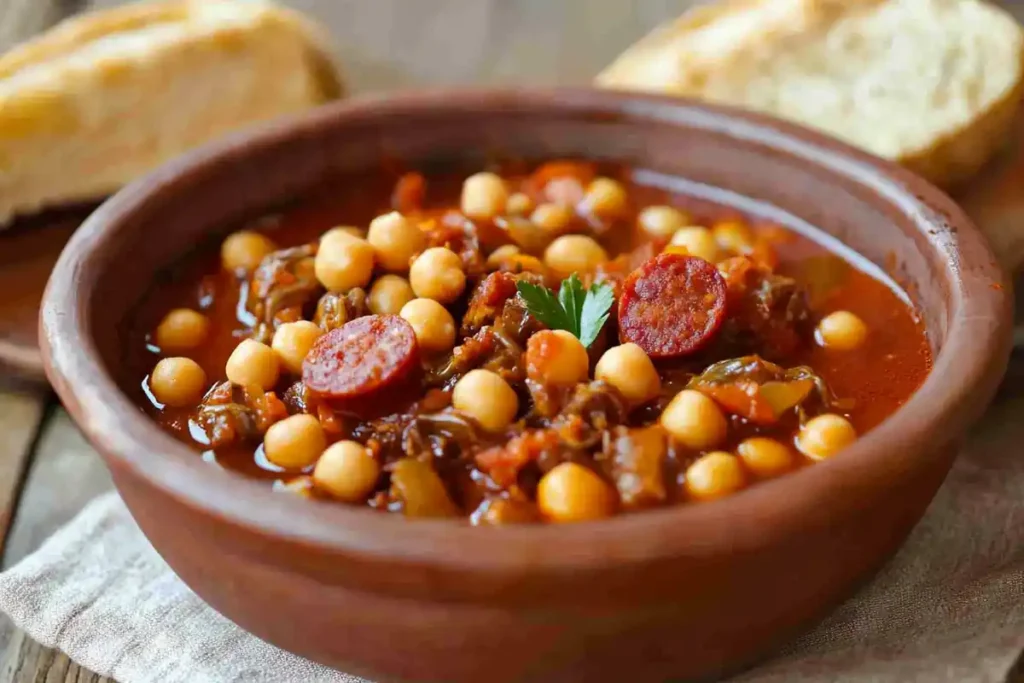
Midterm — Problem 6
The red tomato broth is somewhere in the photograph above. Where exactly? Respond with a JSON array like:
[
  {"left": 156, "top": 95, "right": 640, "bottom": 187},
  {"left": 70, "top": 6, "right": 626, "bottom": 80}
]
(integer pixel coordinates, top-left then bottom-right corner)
[{"left": 124, "top": 162, "right": 932, "bottom": 518}]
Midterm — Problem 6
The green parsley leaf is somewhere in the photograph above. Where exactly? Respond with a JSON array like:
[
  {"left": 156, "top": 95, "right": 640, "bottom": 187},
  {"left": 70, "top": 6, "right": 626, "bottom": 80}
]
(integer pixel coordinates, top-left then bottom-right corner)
[
  {"left": 515, "top": 280, "right": 574, "bottom": 331},
  {"left": 515, "top": 274, "right": 615, "bottom": 348},
  {"left": 558, "top": 274, "right": 586, "bottom": 335},
  {"left": 579, "top": 281, "right": 616, "bottom": 349}
]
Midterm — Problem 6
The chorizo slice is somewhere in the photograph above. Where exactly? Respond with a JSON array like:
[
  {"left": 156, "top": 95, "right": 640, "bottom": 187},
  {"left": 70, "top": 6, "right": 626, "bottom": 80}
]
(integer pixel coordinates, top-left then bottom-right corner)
[
  {"left": 303, "top": 314, "right": 420, "bottom": 400},
  {"left": 617, "top": 253, "right": 727, "bottom": 358}
]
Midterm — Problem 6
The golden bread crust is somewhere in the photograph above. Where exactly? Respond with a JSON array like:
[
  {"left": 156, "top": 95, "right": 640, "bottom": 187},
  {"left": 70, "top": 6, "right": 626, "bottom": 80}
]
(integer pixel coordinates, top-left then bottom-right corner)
[{"left": 0, "top": 0, "right": 344, "bottom": 224}]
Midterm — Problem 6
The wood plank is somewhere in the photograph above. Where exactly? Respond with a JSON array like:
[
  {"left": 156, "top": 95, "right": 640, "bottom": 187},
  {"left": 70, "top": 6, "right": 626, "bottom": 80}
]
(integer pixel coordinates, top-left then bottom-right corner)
[
  {"left": 0, "top": 385, "right": 48, "bottom": 681},
  {"left": 0, "top": 386, "right": 48, "bottom": 559},
  {"left": 0, "top": 631, "right": 109, "bottom": 683},
  {"left": 0, "top": 408, "right": 115, "bottom": 683},
  {"left": 1, "top": 409, "right": 114, "bottom": 569}
]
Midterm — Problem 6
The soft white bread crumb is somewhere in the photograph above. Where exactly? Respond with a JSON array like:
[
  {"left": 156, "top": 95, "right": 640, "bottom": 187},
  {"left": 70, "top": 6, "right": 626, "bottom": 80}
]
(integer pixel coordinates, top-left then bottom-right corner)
[
  {"left": 596, "top": 0, "right": 1024, "bottom": 187},
  {"left": 0, "top": 0, "right": 343, "bottom": 225}
]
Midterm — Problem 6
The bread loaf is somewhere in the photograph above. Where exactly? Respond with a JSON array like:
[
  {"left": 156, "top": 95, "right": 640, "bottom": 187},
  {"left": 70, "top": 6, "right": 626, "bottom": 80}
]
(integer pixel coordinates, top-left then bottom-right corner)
[
  {"left": 596, "top": 0, "right": 1024, "bottom": 188},
  {"left": 0, "top": 0, "right": 343, "bottom": 225}
]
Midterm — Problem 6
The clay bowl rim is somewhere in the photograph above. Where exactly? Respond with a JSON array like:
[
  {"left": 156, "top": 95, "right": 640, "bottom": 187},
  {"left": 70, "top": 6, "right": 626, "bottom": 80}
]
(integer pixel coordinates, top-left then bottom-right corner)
[{"left": 41, "top": 87, "right": 1012, "bottom": 578}]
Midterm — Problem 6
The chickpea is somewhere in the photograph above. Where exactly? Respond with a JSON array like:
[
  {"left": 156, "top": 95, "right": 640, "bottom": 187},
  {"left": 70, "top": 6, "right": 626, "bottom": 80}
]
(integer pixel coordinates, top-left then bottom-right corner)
[
  {"left": 684, "top": 451, "right": 746, "bottom": 501},
  {"left": 638, "top": 205, "right": 689, "bottom": 238},
  {"left": 221, "top": 230, "right": 276, "bottom": 273},
  {"left": 504, "top": 216, "right": 553, "bottom": 253},
  {"left": 668, "top": 227, "right": 719, "bottom": 263},
  {"left": 713, "top": 220, "right": 754, "bottom": 254},
  {"left": 314, "top": 228, "right": 375, "bottom": 292},
  {"left": 263, "top": 414, "right": 326, "bottom": 470},
  {"left": 271, "top": 320, "right": 322, "bottom": 374},
  {"left": 153, "top": 308, "right": 210, "bottom": 352},
  {"left": 461, "top": 172, "right": 508, "bottom": 219},
  {"left": 486, "top": 244, "right": 521, "bottom": 269},
  {"left": 225, "top": 338, "right": 280, "bottom": 390},
  {"left": 368, "top": 274, "right": 415, "bottom": 315},
  {"left": 506, "top": 192, "right": 534, "bottom": 216},
  {"left": 530, "top": 203, "right": 574, "bottom": 232},
  {"left": 594, "top": 343, "right": 661, "bottom": 404},
  {"left": 737, "top": 437, "right": 794, "bottom": 479},
  {"left": 149, "top": 357, "right": 206, "bottom": 407},
  {"left": 409, "top": 247, "right": 466, "bottom": 304},
  {"left": 452, "top": 369, "right": 519, "bottom": 432},
  {"left": 504, "top": 253, "right": 547, "bottom": 276},
  {"left": 796, "top": 414, "right": 857, "bottom": 461},
  {"left": 537, "top": 462, "right": 617, "bottom": 523},
  {"left": 581, "top": 177, "right": 628, "bottom": 218},
  {"left": 543, "top": 235, "right": 608, "bottom": 275},
  {"left": 366, "top": 211, "right": 426, "bottom": 272},
  {"left": 660, "top": 389, "right": 728, "bottom": 450},
  {"left": 400, "top": 298, "right": 456, "bottom": 353},
  {"left": 816, "top": 311, "right": 868, "bottom": 351},
  {"left": 526, "top": 330, "right": 589, "bottom": 386},
  {"left": 313, "top": 440, "right": 381, "bottom": 502}
]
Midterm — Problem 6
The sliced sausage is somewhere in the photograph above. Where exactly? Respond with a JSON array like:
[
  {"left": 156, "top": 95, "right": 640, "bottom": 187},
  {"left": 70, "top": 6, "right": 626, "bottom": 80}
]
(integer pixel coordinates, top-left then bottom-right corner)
[
  {"left": 303, "top": 314, "right": 420, "bottom": 401},
  {"left": 617, "top": 253, "right": 727, "bottom": 358}
]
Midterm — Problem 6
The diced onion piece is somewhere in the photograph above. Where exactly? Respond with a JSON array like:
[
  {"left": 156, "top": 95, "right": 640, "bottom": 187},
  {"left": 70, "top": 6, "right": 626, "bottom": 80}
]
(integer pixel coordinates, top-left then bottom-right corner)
[{"left": 389, "top": 458, "right": 459, "bottom": 517}]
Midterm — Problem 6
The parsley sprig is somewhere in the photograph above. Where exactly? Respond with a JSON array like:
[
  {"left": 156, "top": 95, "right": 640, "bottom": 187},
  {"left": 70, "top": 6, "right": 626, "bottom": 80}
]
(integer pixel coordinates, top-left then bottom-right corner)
[{"left": 515, "top": 274, "right": 615, "bottom": 348}]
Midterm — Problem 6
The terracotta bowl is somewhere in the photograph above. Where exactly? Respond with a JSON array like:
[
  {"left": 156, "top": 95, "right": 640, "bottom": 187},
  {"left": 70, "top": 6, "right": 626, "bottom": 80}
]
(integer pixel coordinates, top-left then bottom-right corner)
[{"left": 41, "top": 89, "right": 1012, "bottom": 683}]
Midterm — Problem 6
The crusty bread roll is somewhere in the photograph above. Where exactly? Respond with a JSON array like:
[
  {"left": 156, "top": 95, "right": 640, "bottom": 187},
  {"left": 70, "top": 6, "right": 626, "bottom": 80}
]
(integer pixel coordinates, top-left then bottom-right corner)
[
  {"left": 596, "top": 0, "right": 1024, "bottom": 188},
  {"left": 0, "top": 0, "right": 343, "bottom": 225}
]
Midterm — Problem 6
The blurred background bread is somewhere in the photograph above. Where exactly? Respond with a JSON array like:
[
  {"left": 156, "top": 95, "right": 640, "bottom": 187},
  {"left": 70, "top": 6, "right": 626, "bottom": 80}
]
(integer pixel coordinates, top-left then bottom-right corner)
[
  {"left": 0, "top": 0, "right": 342, "bottom": 226},
  {"left": 596, "top": 0, "right": 1024, "bottom": 188}
]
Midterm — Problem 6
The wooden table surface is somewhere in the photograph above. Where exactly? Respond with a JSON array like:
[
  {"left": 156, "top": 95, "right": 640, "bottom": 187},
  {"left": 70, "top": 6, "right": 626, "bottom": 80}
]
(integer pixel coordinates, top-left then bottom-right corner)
[{"left": 2, "top": 1, "right": 1024, "bottom": 682}]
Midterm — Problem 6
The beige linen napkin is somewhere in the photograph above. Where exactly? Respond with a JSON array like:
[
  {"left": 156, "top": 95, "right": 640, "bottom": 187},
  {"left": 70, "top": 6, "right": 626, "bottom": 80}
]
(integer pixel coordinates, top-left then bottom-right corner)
[{"left": 2, "top": 395, "right": 1024, "bottom": 683}]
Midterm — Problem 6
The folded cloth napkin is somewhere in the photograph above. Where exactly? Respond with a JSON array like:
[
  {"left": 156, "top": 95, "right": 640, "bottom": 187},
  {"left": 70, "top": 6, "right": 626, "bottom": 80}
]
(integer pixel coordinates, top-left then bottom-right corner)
[{"left": 2, "top": 397, "right": 1024, "bottom": 683}]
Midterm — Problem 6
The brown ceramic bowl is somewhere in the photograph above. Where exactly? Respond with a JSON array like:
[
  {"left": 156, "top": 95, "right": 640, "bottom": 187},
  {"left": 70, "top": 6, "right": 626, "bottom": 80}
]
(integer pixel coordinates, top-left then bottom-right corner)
[{"left": 41, "top": 89, "right": 1012, "bottom": 683}]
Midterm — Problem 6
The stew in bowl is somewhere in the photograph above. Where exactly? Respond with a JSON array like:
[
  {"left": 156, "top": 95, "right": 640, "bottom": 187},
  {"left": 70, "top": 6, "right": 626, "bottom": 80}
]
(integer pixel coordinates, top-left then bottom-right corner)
[{"left": 128, "top": 160, "right": 931, "bottom": 523}]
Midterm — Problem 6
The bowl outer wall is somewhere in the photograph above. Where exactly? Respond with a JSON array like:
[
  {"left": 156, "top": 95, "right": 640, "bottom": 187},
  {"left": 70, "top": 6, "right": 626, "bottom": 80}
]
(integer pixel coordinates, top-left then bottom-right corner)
[{"left": 40, "top": 89, "right": 1012, "bottom": 601}]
